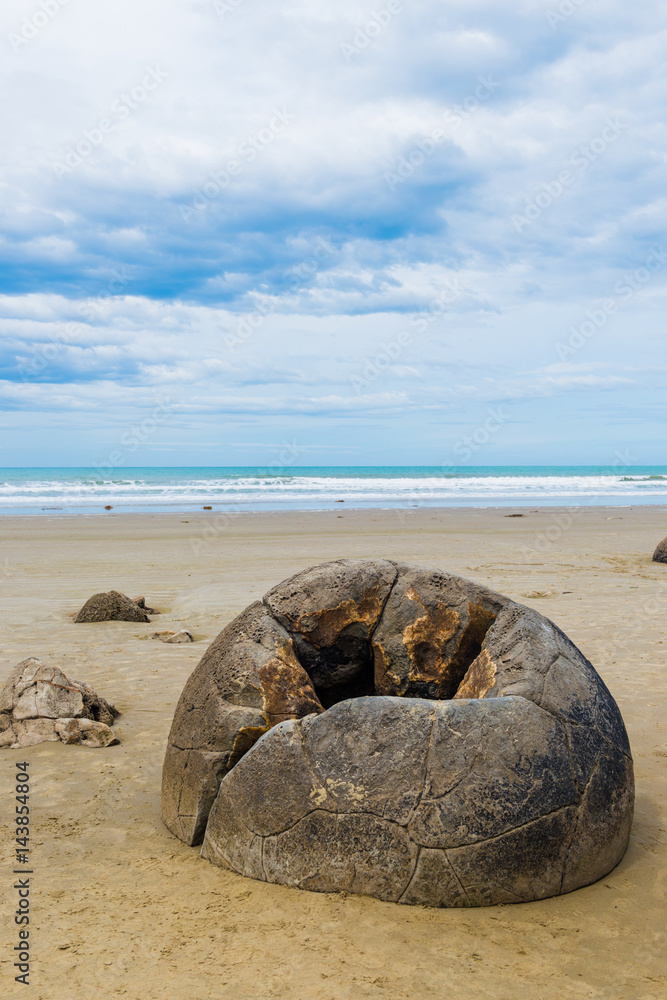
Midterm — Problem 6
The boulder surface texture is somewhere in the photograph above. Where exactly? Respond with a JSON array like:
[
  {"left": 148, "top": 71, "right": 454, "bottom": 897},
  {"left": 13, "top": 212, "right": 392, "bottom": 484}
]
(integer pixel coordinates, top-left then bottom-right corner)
[
  {"left": 0, "top": 658, "right": 120, "bottom": 748},
  {"left": 74, "top": 591, "right": 154, "bottom": 623},
  {"left": 162, "top": 560, "right": 634, "bottom": 907},
  {"left": 652, "top": 537, "right": 667, "bottom": 563}
]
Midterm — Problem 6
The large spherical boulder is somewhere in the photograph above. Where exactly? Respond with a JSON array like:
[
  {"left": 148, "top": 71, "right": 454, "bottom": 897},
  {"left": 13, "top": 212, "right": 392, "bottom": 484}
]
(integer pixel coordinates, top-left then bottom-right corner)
[
  {"left": 652, "top": 537, "right": 667, "bottom": 563},
  {"left": 161, "top": 560, "right": 634, "bottom": 906}
]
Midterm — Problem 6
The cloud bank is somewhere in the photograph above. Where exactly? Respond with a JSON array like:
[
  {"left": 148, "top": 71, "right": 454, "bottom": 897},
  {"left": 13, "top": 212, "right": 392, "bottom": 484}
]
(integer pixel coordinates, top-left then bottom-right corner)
[{"left": 1, "top": 0, "right": 665, "bottom": 465}]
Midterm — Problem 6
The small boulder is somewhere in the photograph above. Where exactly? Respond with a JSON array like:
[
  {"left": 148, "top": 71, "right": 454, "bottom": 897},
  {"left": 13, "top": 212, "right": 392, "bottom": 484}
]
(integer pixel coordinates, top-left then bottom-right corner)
[
  {"left": 74, "top": 591, "right": 152, "bottom": 623},
  {"left": 134, "top": 596, "right": 160, "bottom": 615},
  {"left": 0, "top": 658, "right": 120, "bottom": 749},
  {"left": 55, "top": 718, "right": 118, "bottom": 748},
  {"left": 73, "top": 680, "right": 121, "bottom": 727},
  {"left": 652, "top": 537, "right": 667, "bottom": 563},
  {"left": 0, "top": 718, "right": 61, "bottom": 749},
  {"left": 151, "top": 629, "right": 193, "bottom": 644}
]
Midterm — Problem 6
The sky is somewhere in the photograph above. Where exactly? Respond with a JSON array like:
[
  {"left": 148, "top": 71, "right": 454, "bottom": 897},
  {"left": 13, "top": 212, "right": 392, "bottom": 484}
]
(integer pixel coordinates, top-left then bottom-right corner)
[{"left": 0, "top": 0, "right": 665, "bottom": 469}]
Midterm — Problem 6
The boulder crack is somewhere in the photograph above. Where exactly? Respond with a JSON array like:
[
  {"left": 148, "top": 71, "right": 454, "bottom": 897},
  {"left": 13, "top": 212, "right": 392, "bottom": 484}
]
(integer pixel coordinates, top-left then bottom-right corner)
[
  {"left": 558, "top": 754, "right": 602, "bottom": 893},
  {"left": 397, "top": 847, "right": 422, "bottom": 904},
  {"left": 404, "top": 708, "right": 438, "bottom": 827},
  {"left": 443, "top": 852, "right": 473, "bottom": 907},
  {"left": 412, "top": 803, "right": 576, "bottom": 852},
  {"left": 369, "top": 563, "right": 400, "bottom": 644}
]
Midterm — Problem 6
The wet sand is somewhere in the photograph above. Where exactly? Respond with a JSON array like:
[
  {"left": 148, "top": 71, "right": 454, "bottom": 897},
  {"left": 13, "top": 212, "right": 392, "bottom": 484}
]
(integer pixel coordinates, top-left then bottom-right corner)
[{"left": 0, "top": 506, "right": 665, "bottom": 999}]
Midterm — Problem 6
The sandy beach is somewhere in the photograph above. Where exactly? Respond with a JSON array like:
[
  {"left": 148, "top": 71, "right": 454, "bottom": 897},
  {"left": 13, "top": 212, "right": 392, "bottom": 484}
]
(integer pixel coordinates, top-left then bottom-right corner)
[{"left": 1, "top": 505, "right": 665, "bottom": 1000}]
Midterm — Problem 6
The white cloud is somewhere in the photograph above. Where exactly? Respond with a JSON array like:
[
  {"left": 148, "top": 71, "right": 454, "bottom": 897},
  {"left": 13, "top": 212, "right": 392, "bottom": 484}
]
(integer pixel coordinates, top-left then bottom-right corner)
[{"left": 0, "top": 0, "right": 665, "bottom": 462}]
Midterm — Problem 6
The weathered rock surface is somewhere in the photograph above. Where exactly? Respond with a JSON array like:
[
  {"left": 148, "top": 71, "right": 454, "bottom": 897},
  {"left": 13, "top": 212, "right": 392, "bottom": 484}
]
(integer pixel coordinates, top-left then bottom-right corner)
[
  {"left": 74, "top": 591, "right": 153, "bottom": 623},
  {"left": 371, "top": 564, "right": 508, "bottom": 699},
  {"left": 0, "top": 658, "right": 120, "bottom": 749},
  {"left": 75, "top": 679, "right": 121, "bottom": 727},
  {"left": 163, "top": 560, "right": 634, "bottom": 906},
  {"left": 152, "top": 629, "right": 193, "bottom": 643},
  {"left": 162, "top": 603, "right": 324, "bottom": 845},
  {"left": 134, "top": 596, "right": 160, "bottom": 614},
  {"left": 652, "top": 537, "right": 667, "bottom": 563},
  {"left": 264, "top": 559, "right": 397, "bottom": 703},
  {"left": 54, "top": 717, "right": 119, "bottom": 748}
]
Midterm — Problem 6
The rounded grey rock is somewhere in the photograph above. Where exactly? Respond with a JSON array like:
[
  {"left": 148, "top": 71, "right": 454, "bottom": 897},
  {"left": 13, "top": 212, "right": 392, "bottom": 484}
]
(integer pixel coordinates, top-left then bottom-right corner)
[
  {"left": 0, "top": 658, "right": 120, "bottom": 749},
  {"left": 74, "top": 590, "right": 152, "bottom": 623},
  {"left": 652, "top": 537, "right": 667, "bottom": 563},
  {"left": 162, "top": 559, "right": 634, "bottom": 906}
]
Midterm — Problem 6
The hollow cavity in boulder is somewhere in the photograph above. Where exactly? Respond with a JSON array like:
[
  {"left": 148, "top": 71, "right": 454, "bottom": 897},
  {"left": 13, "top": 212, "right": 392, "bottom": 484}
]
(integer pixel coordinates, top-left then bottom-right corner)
[{"left": 161, "top": 559, "right": 634, "bottom": 907}]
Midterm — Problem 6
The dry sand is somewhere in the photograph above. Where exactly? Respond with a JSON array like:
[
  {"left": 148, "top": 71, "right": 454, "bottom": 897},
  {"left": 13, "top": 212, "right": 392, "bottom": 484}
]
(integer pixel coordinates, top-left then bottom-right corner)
[{"left": 0, "top": 506, "right": 665, "bottom": 1000}]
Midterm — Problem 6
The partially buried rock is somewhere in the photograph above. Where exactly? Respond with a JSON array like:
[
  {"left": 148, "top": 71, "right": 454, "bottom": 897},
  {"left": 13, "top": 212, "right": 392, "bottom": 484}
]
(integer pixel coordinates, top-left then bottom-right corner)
[
  {"left": 134, "top": 596, "right": 160, "bottom": 615},
  {"left": 74, "top": 590, "right": 153, "bottom": 623},
  {"left": 54, "top": 717, "right": 118, "bottom": 748},
  {"left": 75, "top": 679, "right": 121, "bottom": 726},
  {"left": 151, "top": 630, "right": 193, "bottom": 643},
  {"left": 652, "top": 537, "right": 667, "bottom": 563},
  {"left": 0, "top": 658, "right": 120, "bottom": 749}
]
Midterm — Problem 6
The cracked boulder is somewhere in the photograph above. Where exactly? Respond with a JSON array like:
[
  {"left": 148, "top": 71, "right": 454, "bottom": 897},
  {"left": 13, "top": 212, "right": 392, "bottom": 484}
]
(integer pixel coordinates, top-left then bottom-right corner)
[
  {"left": 652, "top": 537, "right": 667, "bottom": 563},
  {"left": 162, "top": 559, "right": 634, "bottom": 906},
  {"left": 371, "top": 564, "right": 506, "bottom": 700},
  {"left": 0, "top": 658, "right": 120, "bottom": 749},
  {"left": 74, "top": 590, "right": 154, "bottom": 623}
]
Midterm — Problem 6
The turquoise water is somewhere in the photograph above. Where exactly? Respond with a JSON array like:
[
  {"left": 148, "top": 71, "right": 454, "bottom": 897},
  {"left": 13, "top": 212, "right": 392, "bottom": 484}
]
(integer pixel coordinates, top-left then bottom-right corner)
[{"left": 0, "top": 466, "right": 666, "bottom": 514}]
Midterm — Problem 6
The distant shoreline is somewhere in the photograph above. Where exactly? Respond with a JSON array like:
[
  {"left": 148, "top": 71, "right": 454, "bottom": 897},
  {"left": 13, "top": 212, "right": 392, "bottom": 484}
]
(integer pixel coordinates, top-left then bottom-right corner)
[
  {"left": 1, "top": 500, "right": 667, "bottom": 517},
  {"left": 1, "top": 466, "right": 667, "bottom": 514}
]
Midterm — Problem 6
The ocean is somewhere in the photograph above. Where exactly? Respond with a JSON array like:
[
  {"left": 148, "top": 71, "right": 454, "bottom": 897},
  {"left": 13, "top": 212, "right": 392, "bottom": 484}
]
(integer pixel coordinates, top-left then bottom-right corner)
[{"left": 0, "top": 466, "right": 666, "bottom": 515}]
